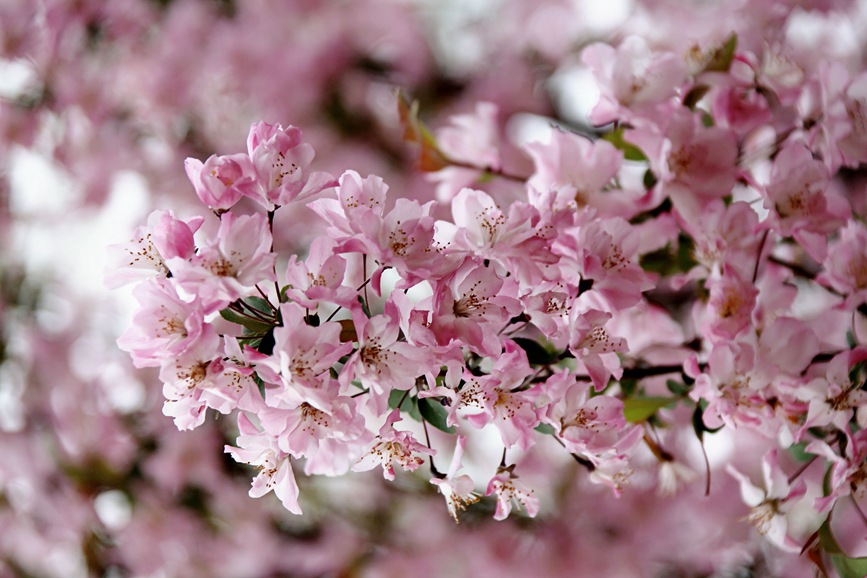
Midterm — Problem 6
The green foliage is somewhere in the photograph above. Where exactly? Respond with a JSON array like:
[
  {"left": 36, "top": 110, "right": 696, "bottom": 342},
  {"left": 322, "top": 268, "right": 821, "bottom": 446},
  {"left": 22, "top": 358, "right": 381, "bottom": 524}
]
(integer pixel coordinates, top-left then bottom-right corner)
[
  {"left": 703, "top": 33, "right": 738, "bottom": 73},
  {"left": 623, "top": 396, "right": 677, "bottom": 423},
  {"left": 602, "top": 127, "right": 647, "bottom": 161},
  {"left": 388, "top": 389, "right": 422, "bottom": 422},
  {"left": 818, "top": 516, "right": 867, "bottom": 578},
  {"left": 418, "top": 397, "right": 455, "bottom": 434},
  {"left": 513, "top": 337, "right": 557, "bottom": 366}
]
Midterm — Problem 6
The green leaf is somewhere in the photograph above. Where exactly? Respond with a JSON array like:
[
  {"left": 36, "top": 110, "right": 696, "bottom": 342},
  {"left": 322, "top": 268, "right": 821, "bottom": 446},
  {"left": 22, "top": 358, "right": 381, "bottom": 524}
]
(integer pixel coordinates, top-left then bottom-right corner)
[
  {"left": 219, "top": 307, "right": 274, "bottom": 335},
  {"left": 623, "top": 396, "right": 676, "bottom": 423},
  {"left": 513, "top": 337, "right": 556, "bottom": 366},
  {"left": 818, "top": 514, "right": 867, "bottom": 577},
  {"left": 602, "top": 127, "right": 647, "bottom": 162},
  {"left": 619, "top": 378, "right": 638, "bottom": 398},
  {"left": 666, "top": 379, "right": 690, "bottom": 396},
  {"left": 788, "top": 442, "right": 813, "bottom": 463},
  {"left": 388, "top": 389, "right": 421, "bottom": 421},
  {"left": 418, "top": 397, "right": 455, "bottom": 433},
  {"left": 703, "top": 33, "right": 737, "bottom": 73},
  {"left": 819, "top": 515, "right": 844, "bottom": 554},
  {"left": 683, "top": 84, "right": 710, "bottom": 109},
  {"left": 642, "top": 169, "right": 658, "bottom": 190},
  {"left": 535, "top": 423, "right": 556, "bottom": 435},
  {"left": 830, "top": 554, "right": 867, "bottom": 578},
  {"left": 691, "top": 403, "right": 724, "bottom": 437}
]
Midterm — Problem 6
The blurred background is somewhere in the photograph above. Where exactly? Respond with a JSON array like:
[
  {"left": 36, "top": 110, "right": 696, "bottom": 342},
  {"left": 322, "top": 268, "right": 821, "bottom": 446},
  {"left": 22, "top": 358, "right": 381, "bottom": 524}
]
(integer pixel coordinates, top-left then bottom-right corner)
[{"left": 2, "top": 0, "right": 866, "bottom": 576}]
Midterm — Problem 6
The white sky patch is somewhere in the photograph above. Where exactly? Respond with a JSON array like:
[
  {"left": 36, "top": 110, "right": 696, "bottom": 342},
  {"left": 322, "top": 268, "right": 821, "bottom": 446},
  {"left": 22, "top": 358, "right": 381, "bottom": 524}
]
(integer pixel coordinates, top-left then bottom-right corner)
[
  {"left": 577, "top": 0, "right": 632, "bottom": 34},
  {"left": 547, "top": 64, "right": 600, "bottom": 126},
  {"left": 0, "top": 58, "right": 37, "bottom": 100},
  {"left": 94, "top": 490, "right": 133, "bottom": 531}
]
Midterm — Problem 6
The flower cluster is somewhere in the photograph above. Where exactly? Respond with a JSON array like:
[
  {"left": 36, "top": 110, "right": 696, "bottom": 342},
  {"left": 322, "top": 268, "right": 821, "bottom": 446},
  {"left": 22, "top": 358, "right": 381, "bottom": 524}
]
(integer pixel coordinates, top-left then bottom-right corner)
[{"left": 113, "top": 27, "right": 867, "bottom": 574}]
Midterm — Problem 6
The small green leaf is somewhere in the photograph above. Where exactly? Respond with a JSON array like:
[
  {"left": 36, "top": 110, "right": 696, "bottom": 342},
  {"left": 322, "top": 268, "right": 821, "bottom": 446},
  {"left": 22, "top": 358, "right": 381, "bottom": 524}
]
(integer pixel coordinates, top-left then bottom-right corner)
[
  {"left": 418, "top": 397, "right": 455, "bottom": 433},
  {"left": 388, "top": 389, "right": 421, "bottom": 421},
  {"left": 219, "top": 307, "right": 274, "bottom": 335},
  {"left": 513, "top": 337, "right": 556, "bottom": 366},
  {"left": 788, "top": 442, "right": 813, "bottom": 463},
  {"left": 703, "top": 33, "right": 737, "bottom": 73},
  {"left": 623, "top": 396, "right": 676, "bottom": 423},
  {"left": 818, "top": 516, "right": 843, "bottom": 555},
  {"left": 642, "top": 169, "right": 658, "bottom": 190},
  {"left": 683, "top": 84, "right": 710, "bottom": 109},
  {"left": 602, "top": 127, "right": 647, "bottom": 162},
  {"left": 666, "top": 379, "right": 690, "bottom": 396},
  {"left": 246, "top": 296, "right": 274, "bottom": 315},
  {"left": 619, "top": 378, "right": 638, "bottom": 398},
  {"left": 691, "top": 403, "right": 724, "bottom": 437},
  {"left": 830, "top": 554, "right": 867, "bottom": 578},
  {"left": 534, "top": 423, "right": 556, "bottom": 435}
]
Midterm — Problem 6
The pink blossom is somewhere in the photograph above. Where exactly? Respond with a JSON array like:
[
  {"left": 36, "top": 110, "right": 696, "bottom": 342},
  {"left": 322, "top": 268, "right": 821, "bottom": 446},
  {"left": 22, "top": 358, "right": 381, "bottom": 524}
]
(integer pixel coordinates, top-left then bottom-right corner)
[
  {"left": 542, "top": 370, "right": 640, "bottom": 457},
  {"left": 117, "top": 277, "right": 206, "bottom": 368},
  {"left": 168, "top": 212, "right": 276, "bottom": 314},
  {"left": 255, "top": 302, "right": 352, "bottom": 389},
  {"left": 703, "top": 265, "right": 759, "bottom": 343},
  {"left": 428, "top": 258, "right": 522, "bottom": 357},
  {"left": 227, "top": 412, "right": 302, "bottom": 514},
  {"left": 246, "top": 121, "right": 336, "bottom": 208},
  {"left": 485, "top": 465, "right": 540, "bottom": 521},
  {"left": 762, "top": 141, "right": 850, "bottom": 261},
  {"left": 352, "top": 409, "right": 434, "bottom": 480},
  {"left": 581, "top": 36, "right": 686, "bottom": 125},
  {"left": 184, "top": 152, "right": 256, "bottom": 211},
  {"left": 554, "top": 214, "right": 655, "bottom": 310},
  {"left": 456, "top": 340, "right": 542, "bottom": 450},
  {"left": 726, "top": 449, "right": 806, "bottom": 552},
  {"left": 568, "top": 308, "right": 627, "bottom": 391},
  {"left": 525, "top": 128, "right": 623, "bottom": 212},
  {"left": 430, "top": 436, "right": 480, "bottom": 523},
  {"left": 628, "top": 108, "right": 738, "bottom": 217},
  {"left": 819, "top": 220, "right": 867, "bottom": 307},
  {"left": 105, "top": 210, "right": 203, "bottom": 289},
  {"left": 339, "top": 306, "right": 432, "bottom": 413},
  {"left": 257, "top": 377, "right": 369, "bottom": 477},
  {"left": 283, "top": 236, "right": 356, "bottom": 310},
  {"left": 429, "top": 102, "right": 501, "bottom": 202}
]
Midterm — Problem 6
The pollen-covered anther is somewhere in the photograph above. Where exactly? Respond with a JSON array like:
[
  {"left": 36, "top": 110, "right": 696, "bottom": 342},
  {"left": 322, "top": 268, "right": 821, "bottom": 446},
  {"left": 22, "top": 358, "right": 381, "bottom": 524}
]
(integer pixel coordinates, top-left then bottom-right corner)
[
  {"left": 744, "top": 499, "right": 779, "bottom": 535},
  {"left": 602, "top": 244, "right": 626, "bottom": 271},
  {"left": 207, "top": 257, "right": 236, "bottom": 277},
  {"left": 128, "top": 233, "right": 169, "bottom": 274},
  {"left": 177, "top": 361, "right": 209, "bottom": 390}
]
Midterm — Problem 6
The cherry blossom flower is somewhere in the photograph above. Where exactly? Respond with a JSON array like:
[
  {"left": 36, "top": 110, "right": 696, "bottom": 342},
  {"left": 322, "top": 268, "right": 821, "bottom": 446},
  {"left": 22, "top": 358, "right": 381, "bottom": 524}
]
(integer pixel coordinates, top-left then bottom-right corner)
[
  {"left": 430, "top": 436, "right": 480, "bottom": 523},
  {"left": 117, "top": 277, "right": 206, "bottom": 368},
  {"left": 581, "top": 36, "right": 686, "bottom": 125},
  {"left": 352, "top": 409, "right": 434, "bottom": 480},
  {"left": 568, "top": 308, "right": 627, "bottom": 391},
  {"left": 168, "top": 212, "right": 276, "bottom": 314},
  {"left": 726, "top": 449, "right": 806, "bottom": 552},
  {"left": 525, "top": 128, "right": 623, "bottom": 213},
  {"left": 184, "top": 152, "right": 257, "bottom": 211},
  {"left": 485, "top": 465, "right": 540, "bottom": 521},
  {"left": 227, "top": 412, "right": 302, "bottom": 514},
  {"left": 105, "top": 210, "right": 203, "bottom": 289},
  {"left": 762, "top": 141, "right": 850, "bottom": 261},
  {"left": 246, "top": 121, "right": 336, "bottom": 208}
]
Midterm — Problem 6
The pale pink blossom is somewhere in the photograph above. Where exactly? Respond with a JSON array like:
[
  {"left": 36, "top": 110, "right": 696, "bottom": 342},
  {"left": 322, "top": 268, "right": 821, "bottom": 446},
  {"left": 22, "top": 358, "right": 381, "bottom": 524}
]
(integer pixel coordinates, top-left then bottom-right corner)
[
  {"left": 168, "top": 212, "right": 276, "bottom": 314},
  {"left": 726, "top": 449, "right": 806, "bottom": 552},
  {"left": 227, "top": 412, "right": 302, "bottom": 514},
  {"left": 430, "top": 436, "right": 480, "bottom": 523},
  {"left": 485, "top": 465, "right": 540, "bottom": 521},
  {"left": 352, "top": 409, "right": 434, "bottom": 480}
]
